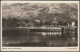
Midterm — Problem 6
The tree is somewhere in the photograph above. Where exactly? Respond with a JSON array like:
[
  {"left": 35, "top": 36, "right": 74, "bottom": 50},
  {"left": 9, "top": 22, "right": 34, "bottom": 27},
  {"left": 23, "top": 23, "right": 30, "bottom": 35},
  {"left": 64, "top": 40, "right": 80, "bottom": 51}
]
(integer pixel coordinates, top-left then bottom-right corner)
[{"left": 6, "top": 17, "right": 24, "bottom": 27}]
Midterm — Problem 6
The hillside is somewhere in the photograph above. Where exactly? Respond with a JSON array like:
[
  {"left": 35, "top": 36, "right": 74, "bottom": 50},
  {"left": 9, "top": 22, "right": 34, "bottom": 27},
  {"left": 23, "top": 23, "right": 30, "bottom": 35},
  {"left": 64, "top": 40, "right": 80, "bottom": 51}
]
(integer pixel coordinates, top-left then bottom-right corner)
[{"left": 2, "top": 3, "right": 78, "bottom": 27}]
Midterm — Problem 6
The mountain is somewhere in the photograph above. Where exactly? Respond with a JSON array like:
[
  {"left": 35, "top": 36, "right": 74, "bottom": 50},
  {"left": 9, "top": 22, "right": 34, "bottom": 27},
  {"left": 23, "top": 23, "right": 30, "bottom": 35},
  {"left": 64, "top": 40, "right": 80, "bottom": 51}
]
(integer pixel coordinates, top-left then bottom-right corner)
[{"left": 2, "top": 3, "right": 78, "bottom": 27}]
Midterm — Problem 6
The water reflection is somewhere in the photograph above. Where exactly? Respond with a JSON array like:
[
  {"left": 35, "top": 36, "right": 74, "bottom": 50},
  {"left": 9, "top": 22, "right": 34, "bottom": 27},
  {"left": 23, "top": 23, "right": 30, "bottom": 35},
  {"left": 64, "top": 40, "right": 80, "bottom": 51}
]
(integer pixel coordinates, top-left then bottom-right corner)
[{"left": 2, "top": 28, "right": 78, "bottom": 47}]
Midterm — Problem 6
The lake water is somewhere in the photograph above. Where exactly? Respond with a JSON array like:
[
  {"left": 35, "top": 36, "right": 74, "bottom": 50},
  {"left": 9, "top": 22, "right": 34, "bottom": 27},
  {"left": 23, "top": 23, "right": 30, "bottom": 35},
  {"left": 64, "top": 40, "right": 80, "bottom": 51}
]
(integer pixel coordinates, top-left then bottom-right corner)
[{"left": 2, "top": 28, "right": 78, "bottom": 47}]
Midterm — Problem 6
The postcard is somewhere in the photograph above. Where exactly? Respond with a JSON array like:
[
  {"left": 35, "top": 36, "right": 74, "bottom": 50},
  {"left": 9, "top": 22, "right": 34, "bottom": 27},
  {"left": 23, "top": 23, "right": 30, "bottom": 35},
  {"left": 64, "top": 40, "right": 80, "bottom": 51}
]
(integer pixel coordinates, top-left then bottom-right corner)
[{"left": 1, "top": 1, "right": 79, "bottom": 51}]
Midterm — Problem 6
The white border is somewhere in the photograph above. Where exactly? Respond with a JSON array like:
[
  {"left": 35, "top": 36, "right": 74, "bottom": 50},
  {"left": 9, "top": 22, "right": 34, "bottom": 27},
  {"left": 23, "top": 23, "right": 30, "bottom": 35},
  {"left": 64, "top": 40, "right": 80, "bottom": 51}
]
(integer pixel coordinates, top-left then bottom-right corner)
[{"left": 1, "top": 1, "right": 79, "bottom": 51}]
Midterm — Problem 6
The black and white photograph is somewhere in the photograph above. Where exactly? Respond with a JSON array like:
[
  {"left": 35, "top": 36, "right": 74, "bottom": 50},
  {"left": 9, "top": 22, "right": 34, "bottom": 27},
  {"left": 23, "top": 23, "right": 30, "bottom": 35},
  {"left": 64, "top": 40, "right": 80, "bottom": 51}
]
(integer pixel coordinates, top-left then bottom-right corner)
[{"left": 2, "top": 1, "right": 79, "bottom": 48}]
